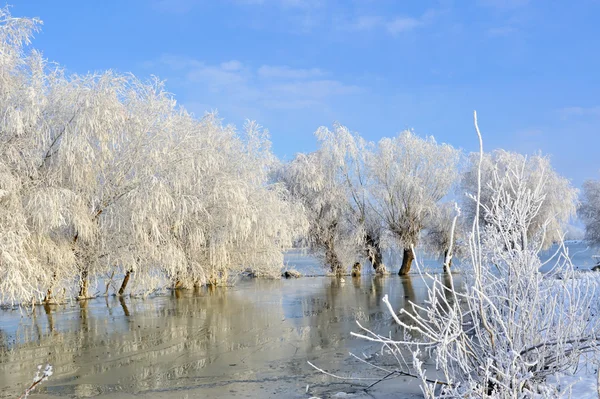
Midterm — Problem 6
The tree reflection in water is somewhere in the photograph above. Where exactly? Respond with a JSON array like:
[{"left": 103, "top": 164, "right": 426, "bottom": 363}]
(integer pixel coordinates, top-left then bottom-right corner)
[{"left": 0, "top": 276, "right": 450, "bottom": 397}]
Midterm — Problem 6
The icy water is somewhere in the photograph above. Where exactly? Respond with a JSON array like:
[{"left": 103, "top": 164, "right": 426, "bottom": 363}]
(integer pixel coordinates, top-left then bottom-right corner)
[
  {"left": 0, "top": 241, "right": 596, "bottom": 399},
  {"left": 0, "top": 275, "right": 439, "bottom": 399}
]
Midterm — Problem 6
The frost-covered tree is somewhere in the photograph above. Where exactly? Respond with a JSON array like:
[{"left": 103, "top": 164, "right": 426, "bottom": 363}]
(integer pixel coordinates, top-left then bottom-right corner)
[
  {"left": 461, "top": 150, "right": 577, "bottom": 250},
  {"left": 133, "top": 118, "right": 306, "bottom": 291},
  {"left": 278, "top": 148, "right": 356, "bottom": 274},
  {"left": 32, "top": 72, "right": 189, "bottom": 299},
  {"left": 0, "top": 8, "right": 55, "bottom": 305},
  {"left": 579, "top": 179, "right": 600, "bottom": 246},
  {"left": 368, "top": 131, "right": 460, "bottom": 275},
  {"left": 315, "top": 124, "right": 387, "bottom": 273},
  {"left": 0, "top": 9, "right": 306, "bottom": 304}
]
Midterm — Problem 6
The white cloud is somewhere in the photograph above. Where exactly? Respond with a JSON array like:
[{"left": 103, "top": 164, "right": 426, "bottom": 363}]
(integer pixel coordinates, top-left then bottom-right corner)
[
  {"left": 342, "top": 9, "right": 437, "bottom": 36},
  {"left": 386, "top": 17, "right": 422, "bottom": 34},
  {"left": 559, "top": 106, "right": 600, "bottom": 120},
  {"left": 270, "top": 79, "right": 359, "bottom": 97},
  {"left": 257, "top": 65, "right": 325, "bottom": 79},
  {"left": 487, "top": 25, "right": 518, "bottom": 37},
  {"left": 186, "top": 64, "right": 247, "bottom": 89},
  {"left": 350, "top": 15, "right": 385, "bottom": 31},
  {"left": 220, "top": 60, "right": 244, "bottom": 71},
  {"left": 149, "top": 55, "right": 360, "bottom": 110}
]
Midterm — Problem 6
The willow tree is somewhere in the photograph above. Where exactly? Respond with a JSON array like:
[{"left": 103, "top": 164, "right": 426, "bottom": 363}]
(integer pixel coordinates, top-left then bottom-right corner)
[
  {"left": 127, "top": 117, "right": 307, "bottom": 292},
  {"left": 0, "top": 8, "right": 306, "bottom": 304},
  {"left": 368, "top": 131, "right": 460, "bottom": 275},
  {"left": 461, "top": 150, "right": 577, "bottom": 250},
  {"left": 315, "top": 124, "right": 387, "bottom": 273},
  {"left": 278, "top": 147, "right": 355, "bottom": 274},
  {"left": 44, "top": 80, "right": 305, "bottom": 297},
  {"left": 0, "top": 9, "right": 62, "bottom": 304},
  {"left": 30, "top": 72, "right": 188, "bottom": 299}
]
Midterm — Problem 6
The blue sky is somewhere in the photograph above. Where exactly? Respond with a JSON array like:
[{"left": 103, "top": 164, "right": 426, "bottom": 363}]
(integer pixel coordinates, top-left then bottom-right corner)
[{"left": 11, "top": 0, "right": 600, "bottom": 187}]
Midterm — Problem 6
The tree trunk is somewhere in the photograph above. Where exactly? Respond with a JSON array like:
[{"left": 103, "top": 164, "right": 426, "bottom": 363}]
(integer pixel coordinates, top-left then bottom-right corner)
[
  {"left": 351, "top": 262, "right": 361, "bottom": 277},
  {"left": 325, "top": 241, "right": 343, "bottom": 275},
  {"left": 78, "top": 268, "right": 89, "bottom": 298},
  {"left": 44, "top": 273, "right": 57, "bottom": 304},
  {"left": 370, "top": 248, "right": 386, "bottom": 274},
  {"left": 43, "top": 288, "right": 53, "bottom": 304},
  {"left": 118, "top": 270, "right": 132, "bottom": 296},
  {"left": 366, "top": 234, "right": 386, "bottom": 274},
  {"left": 398, "top": 247, "right": 414, "bottom": 275},
  {"left": 443, "top": 249, "right": 453, "bottom": 273},
  {"left": 105, "top": 271, "right": 115, "bottom": 296},
  {"left": 43, "top": 302, "right": 54, "bottom": 332},
  {"left": 193, "top": 280, "right": 202, "bottom": 291}
]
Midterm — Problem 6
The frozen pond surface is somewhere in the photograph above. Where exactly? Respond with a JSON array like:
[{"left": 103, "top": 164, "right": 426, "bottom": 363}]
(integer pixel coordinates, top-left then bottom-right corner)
[
  {"left": 0, "top": 241, "right": 596, "bottom": 398},
  {"left": 0, "top": 275, "right": 433, "bottom": 399}
]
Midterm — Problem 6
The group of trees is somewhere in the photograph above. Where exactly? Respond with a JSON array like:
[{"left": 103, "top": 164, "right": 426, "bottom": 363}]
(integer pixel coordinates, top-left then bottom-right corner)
[
  {"left": 280, "top": 124, "right": 579, "bottom": 277},
  {"left": 0, "top": 10, "right": 305, "bottom": 305},
  {"left": 1, "top": 10, "right": 598, "bottom": 307}
]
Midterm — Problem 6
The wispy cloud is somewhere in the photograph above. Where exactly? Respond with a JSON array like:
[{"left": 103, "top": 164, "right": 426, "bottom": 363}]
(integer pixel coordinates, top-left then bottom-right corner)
[
  {"left": 559, "top": 106, "right": 600, "bottom": 120},
  {"left": 386, "top": 17, "right": 422, "bottom": 34},
  {"left": 257, "top": 65, "right": 325, "bottom": 79},
  {"left": 487, "top": 25, "right": 518, "bottom": 37},
  {"left": 147, "top": 55, "right": 361, "bottom": 111},
  {"left": 478, "top": 0, "right": 530, "bottom": 9},
  {"left": 342, "top": 9, "right": 437, "bottom": 36}
]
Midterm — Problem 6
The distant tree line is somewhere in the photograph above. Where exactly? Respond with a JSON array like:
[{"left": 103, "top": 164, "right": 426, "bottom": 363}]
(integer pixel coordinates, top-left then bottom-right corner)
[{"left": 279, "top": 125, "right": 579, "bottom": 277}]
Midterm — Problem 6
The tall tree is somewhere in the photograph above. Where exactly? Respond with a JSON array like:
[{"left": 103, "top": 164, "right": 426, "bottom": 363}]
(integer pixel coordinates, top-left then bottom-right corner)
[
  {"left": 315, "top": 124, "right": 387, "bottom": 273},
  {"left": 368, "top": 131, "right": 460, "bottom": 275},
  {"left": 0, "top": 9, "right": 57, "bottom": 305},
  {"left": 278, "top": 149, "right": 354, "bottom": 274}
]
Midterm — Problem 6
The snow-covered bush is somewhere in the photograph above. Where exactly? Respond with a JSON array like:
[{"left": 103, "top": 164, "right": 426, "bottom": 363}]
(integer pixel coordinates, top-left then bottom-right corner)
[{"left": 354, "top": 112, "right": 600, "bottom": 398}]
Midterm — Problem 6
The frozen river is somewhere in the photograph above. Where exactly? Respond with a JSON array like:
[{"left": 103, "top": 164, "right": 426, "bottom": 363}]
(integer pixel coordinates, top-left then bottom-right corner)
[
  {"left": 0, "top": 241, "right": 596, "bottom": 398},
  {"left": 0, "top": 275, "right": 433, "bottom": 398}
]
